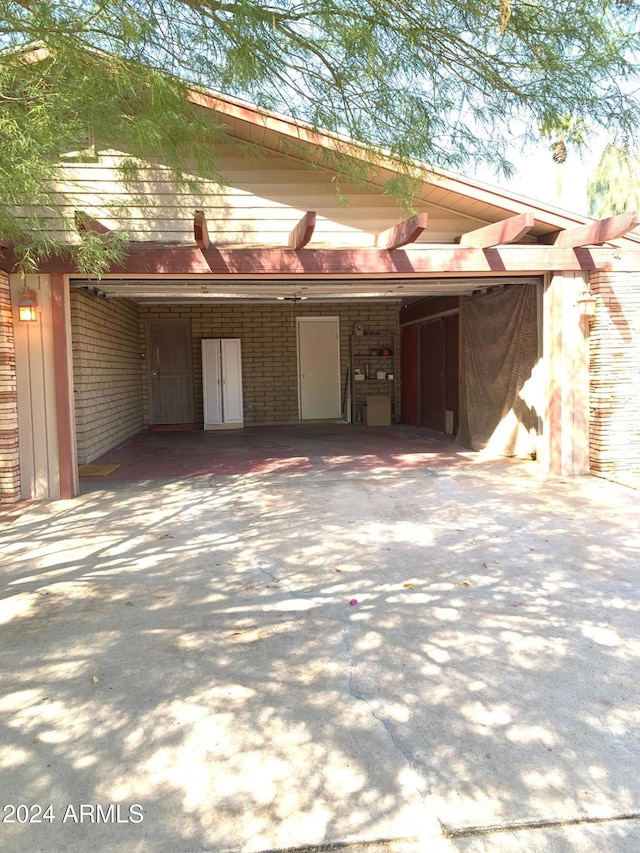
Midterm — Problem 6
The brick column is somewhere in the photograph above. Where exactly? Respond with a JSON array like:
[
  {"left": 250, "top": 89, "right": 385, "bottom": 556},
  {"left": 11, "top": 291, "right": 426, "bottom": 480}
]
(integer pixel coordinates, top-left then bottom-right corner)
[
  {"left": 589, "top": 271, "right": 640, "bottom": 476},
  {"left": 0, "top": 271, "right": 21, "bottom": 502}
]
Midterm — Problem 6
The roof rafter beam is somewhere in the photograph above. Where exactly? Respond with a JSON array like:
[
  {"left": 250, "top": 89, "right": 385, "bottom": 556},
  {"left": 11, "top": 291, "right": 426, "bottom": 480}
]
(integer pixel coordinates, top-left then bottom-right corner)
[
  {"left": 194, "top": 209, "right": 210, "bottom": 250},
  {"left": 540, "top": 211, "right": 640, "bottom": 248},
  {"left": 288, "top": 211, "right": 316, "bottom": 249},
  {"left": 74, "top": 210, "right": 110, "bottom": 235},
  {"left": 375, "top": 212, "right": 428, "bottom": 250},
  {"left": 457, "top": 212, "right": 535, "bottom": 248}
]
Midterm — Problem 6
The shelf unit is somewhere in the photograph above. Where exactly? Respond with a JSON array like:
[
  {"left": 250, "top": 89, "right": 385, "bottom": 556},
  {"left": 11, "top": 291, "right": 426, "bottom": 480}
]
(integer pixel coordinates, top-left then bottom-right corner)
[{"left": 350, "top": 333, "right": 399, "bottom": 423}]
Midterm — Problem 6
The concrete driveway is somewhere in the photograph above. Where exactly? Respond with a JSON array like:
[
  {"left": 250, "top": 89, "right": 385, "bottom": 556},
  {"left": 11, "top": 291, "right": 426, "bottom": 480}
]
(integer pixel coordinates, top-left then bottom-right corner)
[{"left": 1, "top": 446, "right": 640, "bottom": 852}]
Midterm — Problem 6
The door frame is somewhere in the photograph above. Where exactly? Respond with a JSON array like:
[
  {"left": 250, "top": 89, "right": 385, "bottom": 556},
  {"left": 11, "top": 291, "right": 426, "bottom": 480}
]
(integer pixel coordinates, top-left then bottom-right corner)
[
  {"left": 145, "top": 318, "right": 195, "bottom": 425},
  {"left": 296, "top": 316, "right": 341, "bottom": 420}
]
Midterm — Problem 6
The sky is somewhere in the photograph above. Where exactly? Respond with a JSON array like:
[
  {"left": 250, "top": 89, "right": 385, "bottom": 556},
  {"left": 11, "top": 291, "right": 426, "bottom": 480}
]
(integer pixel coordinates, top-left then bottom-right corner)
[{"left": 473, "top": 141, "right": 602, "bottom": 217}]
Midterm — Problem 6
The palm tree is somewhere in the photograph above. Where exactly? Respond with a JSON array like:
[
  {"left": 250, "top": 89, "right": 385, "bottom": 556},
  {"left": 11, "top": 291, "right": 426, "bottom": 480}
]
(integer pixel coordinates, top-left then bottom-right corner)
[
  {"left": 539, "top": 116, "right": 587, "bottom": 203},
  {"left": 587, "top": 143, "right": 640, "bottom": 218}
]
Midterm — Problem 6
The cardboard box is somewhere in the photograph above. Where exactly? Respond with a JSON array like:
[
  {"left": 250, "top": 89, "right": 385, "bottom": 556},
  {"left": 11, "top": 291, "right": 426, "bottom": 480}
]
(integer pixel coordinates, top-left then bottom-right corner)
[{"left": 364, "top": 394, "right": 391, "bottom": 426}]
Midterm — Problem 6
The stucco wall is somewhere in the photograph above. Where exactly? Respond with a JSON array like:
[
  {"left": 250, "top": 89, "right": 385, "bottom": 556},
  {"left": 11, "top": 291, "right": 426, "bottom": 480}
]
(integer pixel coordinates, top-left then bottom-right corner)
[
  {"left": 71, "top": 290, "right": 144, "bottom": 464},
  {"left": 589, "top": 271, "right": 640, "bottom": 476},
  {"left": 139, "top": 302, "right": 401, "bottom": 425}
]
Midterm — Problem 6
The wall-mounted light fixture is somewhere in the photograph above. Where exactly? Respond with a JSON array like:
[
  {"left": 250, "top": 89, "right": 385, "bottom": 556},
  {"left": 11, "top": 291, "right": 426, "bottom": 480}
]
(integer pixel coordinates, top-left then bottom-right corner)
[{"left": 18, "top": 288, "right": 38, "bottom": 322}]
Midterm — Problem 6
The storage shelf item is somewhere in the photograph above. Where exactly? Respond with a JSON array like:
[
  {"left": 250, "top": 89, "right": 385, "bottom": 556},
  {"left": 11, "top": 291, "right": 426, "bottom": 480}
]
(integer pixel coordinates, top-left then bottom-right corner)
[
  {"left": 202, "top": 338, "right": 244, "bottom": 429},
  {"left": 363, "top": 394, "right": 391, "bottom": 426},
  {"left": 349, "top": 332, "right": 399, "bottom": 423}
]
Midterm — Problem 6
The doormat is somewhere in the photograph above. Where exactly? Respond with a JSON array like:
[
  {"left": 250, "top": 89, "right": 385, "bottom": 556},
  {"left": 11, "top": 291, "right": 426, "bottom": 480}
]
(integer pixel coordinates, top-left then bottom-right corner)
[
  {"left": 149, "top": 424, "right": 196, "bottom": 431},
  {"left": 78, "top": 464, "right": 120, "bottom": 477}
]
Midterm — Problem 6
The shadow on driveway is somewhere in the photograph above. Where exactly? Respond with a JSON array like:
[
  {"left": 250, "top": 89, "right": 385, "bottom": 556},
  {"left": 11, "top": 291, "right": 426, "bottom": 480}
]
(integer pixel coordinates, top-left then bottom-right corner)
[{"left": 1, "top": 454, "right": 640, "bottom": 852}]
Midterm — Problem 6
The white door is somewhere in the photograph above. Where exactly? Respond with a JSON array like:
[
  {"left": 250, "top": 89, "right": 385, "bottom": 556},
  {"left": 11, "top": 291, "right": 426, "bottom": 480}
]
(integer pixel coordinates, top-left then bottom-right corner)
[
  {"left": 297, "top": 318, "right": 341, "bottom": 420},
  {"left": 202, "top": 338, "right": 223, "bottom": 425},
  {"left": 221, "top": 338, "right": 243, "bottom": 424}
]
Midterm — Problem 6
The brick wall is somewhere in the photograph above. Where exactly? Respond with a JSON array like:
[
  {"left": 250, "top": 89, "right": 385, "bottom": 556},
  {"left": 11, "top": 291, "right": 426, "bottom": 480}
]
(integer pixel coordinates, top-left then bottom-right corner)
[
  {"left": 0, "top": 273, "right": 20, "bottom": 502},
  {"left": 71, "top": 290, "right": 144, "bottom": 463},
  {"left": 589, "top": 271, "right": 640, "bottom": 475},
  {"left": 139, "top": 302, "right": 400, "bottom": 425}
]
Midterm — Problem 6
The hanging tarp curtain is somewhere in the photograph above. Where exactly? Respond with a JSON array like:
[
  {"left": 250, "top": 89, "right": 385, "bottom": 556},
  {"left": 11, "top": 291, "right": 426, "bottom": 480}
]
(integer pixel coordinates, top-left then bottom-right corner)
[{"left": 457, "top": 283, "right": 538, "bottom": 457}]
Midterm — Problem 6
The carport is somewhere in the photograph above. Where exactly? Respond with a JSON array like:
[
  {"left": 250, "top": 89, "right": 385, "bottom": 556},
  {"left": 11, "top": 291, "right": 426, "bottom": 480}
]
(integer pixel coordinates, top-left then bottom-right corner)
[
  {"left": 67, "top": 272, "right": 544, "bottom": 487},
  {"left": 4, "top": 87, "right": 640, "bottom": 504}
]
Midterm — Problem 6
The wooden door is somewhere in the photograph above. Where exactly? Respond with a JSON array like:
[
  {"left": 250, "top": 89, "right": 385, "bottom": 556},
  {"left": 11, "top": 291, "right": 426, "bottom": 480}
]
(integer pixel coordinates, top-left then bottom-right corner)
[
  {"left": 444, "top": 314, "right": 459, "bottom": 433},
  {"left": 146, "top": 320, "right": 195, "bottom": 425},
  {"left": 400, "top": 324, "right": 420, "bottom": 426},
  {"left": 420, "top": 320, "right": 445, "bottom": 431},
  {"left": 297, "top": 318, "right": 341, "bottom": 420},
  {"left": 419, "top": 316, "right": 459, "bottom": 433}
]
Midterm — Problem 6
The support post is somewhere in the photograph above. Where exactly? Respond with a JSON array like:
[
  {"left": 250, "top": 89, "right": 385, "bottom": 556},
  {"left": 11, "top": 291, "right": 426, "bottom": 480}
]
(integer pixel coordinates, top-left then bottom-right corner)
[
  {"left": 541, "top": 272, "right": 591, "bottom": 475},
  {"left": 51, "top": 274, "right": 79, "bottom": 499}
]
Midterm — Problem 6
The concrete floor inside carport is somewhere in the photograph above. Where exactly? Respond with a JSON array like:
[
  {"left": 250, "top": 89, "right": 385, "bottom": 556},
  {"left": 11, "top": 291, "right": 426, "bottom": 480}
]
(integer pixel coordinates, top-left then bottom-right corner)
[
  {"left": 78, "top": 423, "right": 475, "bottom": 483},
  {"left": 1, "top": 425, "right": 640, "bottom": 853}
]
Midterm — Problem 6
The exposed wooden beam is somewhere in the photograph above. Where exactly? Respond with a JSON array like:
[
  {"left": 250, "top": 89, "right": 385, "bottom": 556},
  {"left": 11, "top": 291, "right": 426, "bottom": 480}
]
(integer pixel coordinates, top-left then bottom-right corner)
[
  {"left": 375, "top": 212, "right": 428, "bottom": 250},
  {"left": 6, "top": 244, "right": 639, "bottom": 277},
  {"left": 74, "top": 211, "right": 111, "bottom": 235},
  {"left": 115, "top": 244, "right": 637, "bottom": 275},
  {"left": 193, "top": 210, "right": 210, "bottom": 250},
  {"left": 288, "top": 211, "right": 316, "bottom": 250},
  {"left": 540, "top": 211, "right": 640, "bottom": 248},
  {"left": 457, "top": 212, "right": 535, "bottom": 248}
]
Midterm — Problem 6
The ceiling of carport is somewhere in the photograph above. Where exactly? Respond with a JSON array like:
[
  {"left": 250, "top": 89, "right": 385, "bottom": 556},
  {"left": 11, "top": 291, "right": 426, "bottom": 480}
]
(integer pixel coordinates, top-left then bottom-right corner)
[{"left": 70, "top": 276, "right": 542, "bottom": 303}]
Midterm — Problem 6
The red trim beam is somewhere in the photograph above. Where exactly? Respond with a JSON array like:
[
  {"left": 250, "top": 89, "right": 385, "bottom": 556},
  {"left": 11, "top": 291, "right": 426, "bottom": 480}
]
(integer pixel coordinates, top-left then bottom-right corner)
[
  {"left": 3, "top": 244, "right": 639, "bottom": 276},
  {"left": 114, "top": 244, "right": 639, "bottom": 274},
  {"left": 375, "top": 213, "right": 428, "bottom": 250},
  {"left": 457, "top": 213, "right": 535, "bottom": 248},
  {"left": 194, "top": 210, "right": 210, "bottom": 249},
  {"left": 288, "top": 211, "right": 316, "bottom": 249},
  {"left": 540, "top": 211, "right": 640, "bottom": 248}
]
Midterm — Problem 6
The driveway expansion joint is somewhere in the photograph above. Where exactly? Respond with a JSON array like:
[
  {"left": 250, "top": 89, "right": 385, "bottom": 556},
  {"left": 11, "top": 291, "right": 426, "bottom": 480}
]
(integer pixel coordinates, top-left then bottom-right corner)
[{"left": 441, "top": 811, "right": 640, "bottom": 839}]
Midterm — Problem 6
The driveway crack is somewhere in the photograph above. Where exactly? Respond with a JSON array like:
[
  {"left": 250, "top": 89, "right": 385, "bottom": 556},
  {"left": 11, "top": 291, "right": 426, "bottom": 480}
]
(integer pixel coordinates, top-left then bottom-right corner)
[
  {"left": 257, "top": 563, "right": 296, "bottom": 598},
  {"left": 342, "top": 613, "right": 426, "bottom": 793}
]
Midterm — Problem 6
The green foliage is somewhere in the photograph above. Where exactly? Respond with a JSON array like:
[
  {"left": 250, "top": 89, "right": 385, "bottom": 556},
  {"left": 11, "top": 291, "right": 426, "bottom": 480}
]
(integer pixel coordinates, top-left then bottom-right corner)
[
  {"left": 587, "top": 143, "right": 640, "bottom": 217},
  {"left": 1, "top": 0, "right": 640, "bottom": 272}
]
